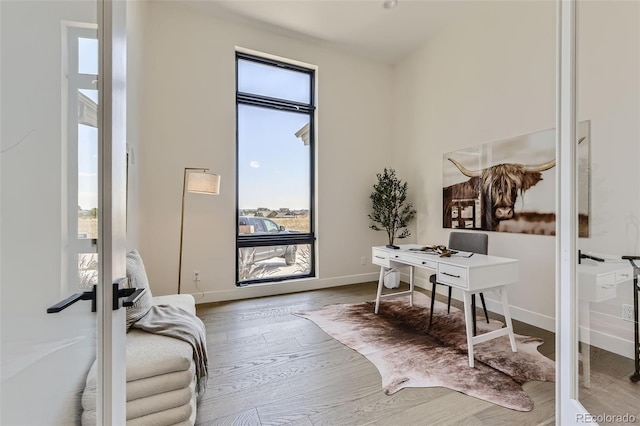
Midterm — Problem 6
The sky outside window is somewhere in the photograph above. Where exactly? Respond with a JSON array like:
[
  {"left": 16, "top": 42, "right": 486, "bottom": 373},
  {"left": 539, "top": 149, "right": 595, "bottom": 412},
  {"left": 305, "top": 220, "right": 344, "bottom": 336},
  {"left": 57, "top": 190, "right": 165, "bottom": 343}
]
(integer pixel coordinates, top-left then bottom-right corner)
[
  {"left": 238, "top": 104, "right": 310, "bottom": 210},
  {"left": 78, "top": 37, "right": 98, "bottom": 75},
  {"left": 77, "top": 40, "right": 98, "bottom": 210},
  {"left": 237, "top": 59, "right": 310, "bottom": 104}
]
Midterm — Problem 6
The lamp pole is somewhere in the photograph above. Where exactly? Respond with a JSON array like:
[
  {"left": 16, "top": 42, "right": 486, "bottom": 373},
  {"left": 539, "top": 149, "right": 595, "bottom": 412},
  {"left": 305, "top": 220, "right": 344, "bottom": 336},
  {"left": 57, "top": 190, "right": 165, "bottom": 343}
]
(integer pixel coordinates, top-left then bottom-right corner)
[{"left": 178, "top": 167, "right": 208, "bottom": 294}]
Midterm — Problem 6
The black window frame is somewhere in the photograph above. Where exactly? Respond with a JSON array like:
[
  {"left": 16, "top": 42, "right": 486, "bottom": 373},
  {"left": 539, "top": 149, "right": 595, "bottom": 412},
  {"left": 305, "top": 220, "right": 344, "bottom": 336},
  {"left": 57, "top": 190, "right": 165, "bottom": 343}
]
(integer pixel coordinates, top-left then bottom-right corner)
[{"left": 235, "top": 51, "right": 316, "bottom": 286}]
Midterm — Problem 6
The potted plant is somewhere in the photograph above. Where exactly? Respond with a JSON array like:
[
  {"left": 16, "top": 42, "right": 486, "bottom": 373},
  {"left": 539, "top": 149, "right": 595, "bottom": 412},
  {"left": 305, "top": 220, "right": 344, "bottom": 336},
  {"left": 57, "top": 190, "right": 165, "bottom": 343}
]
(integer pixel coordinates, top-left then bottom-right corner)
[{"left": 368, "top": 168, "right": 417, "bottom": 288}]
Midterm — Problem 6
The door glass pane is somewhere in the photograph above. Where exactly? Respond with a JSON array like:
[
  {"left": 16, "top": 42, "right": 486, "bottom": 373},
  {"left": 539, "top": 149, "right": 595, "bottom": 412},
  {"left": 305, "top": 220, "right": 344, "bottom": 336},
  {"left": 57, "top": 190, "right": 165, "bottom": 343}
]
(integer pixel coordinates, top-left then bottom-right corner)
[
  {"left": 78, "top": 253, "right": 99, "bottom": 290},
  {"left": 576, "top": 1, "right": 640, "bottom": 420},
  {"left": 74, "top": 48, "right": 99, "bottom": 294},
  {"left": 0, "top": 2, "right": 99, "bottom": 424},
  {"left": 77, "top": 91, "right": 98, "bottom": 238}
]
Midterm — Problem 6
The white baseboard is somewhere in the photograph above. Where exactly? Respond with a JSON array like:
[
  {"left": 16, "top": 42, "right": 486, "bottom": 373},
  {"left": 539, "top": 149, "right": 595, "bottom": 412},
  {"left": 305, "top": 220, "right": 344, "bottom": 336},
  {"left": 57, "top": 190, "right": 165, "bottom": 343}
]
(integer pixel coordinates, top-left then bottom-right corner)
[
  {"left": 483, "top": 298, "right": 556, "bottom": 332},
  {"left": 190, "top": 272, "right": 380, "bottom": 304},
  {"left": 407, "top": 271, "right": 634, "bottom": 360},
  {"left": 408, "top": 272, "right": 556, "bottom": 331},
  {"left": 587, "top": 328, "right": 634, "bottom": 359},
  {"left": 577, "top": 325, "right": 635, "bottom": 359}
]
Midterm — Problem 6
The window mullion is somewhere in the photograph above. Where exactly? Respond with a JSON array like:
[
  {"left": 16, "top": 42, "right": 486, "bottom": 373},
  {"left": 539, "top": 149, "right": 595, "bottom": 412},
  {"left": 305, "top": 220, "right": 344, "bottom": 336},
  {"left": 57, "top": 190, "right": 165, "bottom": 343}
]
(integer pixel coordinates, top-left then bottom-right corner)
[{"left": 237, "top": 93, "right": 314, "bottom": 114}]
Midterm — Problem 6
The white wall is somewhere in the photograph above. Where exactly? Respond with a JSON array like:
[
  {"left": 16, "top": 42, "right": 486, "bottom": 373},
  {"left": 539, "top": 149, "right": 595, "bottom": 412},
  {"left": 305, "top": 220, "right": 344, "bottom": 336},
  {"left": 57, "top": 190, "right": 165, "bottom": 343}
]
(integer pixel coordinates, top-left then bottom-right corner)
[
  {"left": 125, "top": 0, "right": 147, "bottom": 250},
  {"left": 135, "top": 2, "right": 396, "bottom": 301},
  {"left": 395, "top": 1, "right": 639, "bottom": 356},
  {"left": 395, "top": 1, "right": 558, "bottom": 327}
]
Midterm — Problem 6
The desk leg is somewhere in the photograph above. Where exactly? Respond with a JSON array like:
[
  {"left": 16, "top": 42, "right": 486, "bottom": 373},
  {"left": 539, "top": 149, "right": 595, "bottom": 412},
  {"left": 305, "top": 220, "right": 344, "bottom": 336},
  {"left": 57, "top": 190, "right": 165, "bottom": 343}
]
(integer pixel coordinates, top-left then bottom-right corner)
[
  {"left": 462, "top": 291, "right": 475, "bottom": 368},
  {"left": 499, "top": 288, "right": 518, "bottom": 353},
  {"left": 579, "top": 299, "right": 591, "bottom": 388},
  {"left": 374, "top": 267, "right": 385, "bottom": 314},
  {"left": 409, "top": 266, "right": 414, "bottom": 307}
]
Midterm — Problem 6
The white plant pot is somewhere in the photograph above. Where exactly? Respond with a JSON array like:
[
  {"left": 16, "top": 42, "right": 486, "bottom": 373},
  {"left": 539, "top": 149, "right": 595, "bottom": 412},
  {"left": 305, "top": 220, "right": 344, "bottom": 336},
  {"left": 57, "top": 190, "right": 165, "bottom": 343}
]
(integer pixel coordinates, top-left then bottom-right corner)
[{"left": 383, "top": 270, "right": 401, "bottom": 289}]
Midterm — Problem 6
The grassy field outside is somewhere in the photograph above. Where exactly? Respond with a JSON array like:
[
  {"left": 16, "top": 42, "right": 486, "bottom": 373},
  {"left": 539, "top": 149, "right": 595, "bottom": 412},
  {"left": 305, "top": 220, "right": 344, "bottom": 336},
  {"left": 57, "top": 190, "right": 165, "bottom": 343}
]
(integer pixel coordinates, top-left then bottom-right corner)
[
  {"left": 80, "top": 216, "right": 309, "bottom": 238},
  {"left": 78, "top": 218, "right": 98, "bottom": 239},
  {"left": 269, "top": 216, "right": 310, "bottom": 233}
]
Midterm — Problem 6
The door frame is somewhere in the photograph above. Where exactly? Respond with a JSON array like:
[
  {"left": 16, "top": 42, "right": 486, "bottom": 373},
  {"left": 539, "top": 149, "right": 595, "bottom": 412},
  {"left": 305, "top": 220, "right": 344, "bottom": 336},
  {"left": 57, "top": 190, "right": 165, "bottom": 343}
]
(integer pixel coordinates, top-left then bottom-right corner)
[
  {"left": 556, "top": 0, "right": 593, "bottom": 422},
  {"left": 97, "top": 0, "right": 127, "bottom": 423}
]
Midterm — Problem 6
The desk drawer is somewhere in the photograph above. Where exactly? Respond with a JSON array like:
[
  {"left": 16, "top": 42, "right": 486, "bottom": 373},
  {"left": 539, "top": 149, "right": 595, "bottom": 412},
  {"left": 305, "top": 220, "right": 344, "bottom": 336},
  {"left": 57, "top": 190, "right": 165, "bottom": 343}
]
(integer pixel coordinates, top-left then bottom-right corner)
[
  {"left": 398, "top": 253, "right": 437, "bottom": 269},
  {"left": 437, "top": 264, "right": 468, "bottom": 289},
  {"left": 616, "top": 269, "right": 632, "bottom": 283},
  {"left": 579, "top": 270, "right": 622, "bottom": 303},
  {"left": 372, "top": 248, "right": 403, "bottom": 268},
  {"left": 593, "top": 272, "right": 617, "bottom": 302}
]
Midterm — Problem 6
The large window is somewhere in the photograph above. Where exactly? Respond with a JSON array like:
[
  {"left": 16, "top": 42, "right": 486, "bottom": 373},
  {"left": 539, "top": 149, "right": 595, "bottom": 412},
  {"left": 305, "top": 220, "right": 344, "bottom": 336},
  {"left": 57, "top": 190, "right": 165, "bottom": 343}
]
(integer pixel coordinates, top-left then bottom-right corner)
[{"left": 236, "top": 51, "right": 316, "bottom": 285}]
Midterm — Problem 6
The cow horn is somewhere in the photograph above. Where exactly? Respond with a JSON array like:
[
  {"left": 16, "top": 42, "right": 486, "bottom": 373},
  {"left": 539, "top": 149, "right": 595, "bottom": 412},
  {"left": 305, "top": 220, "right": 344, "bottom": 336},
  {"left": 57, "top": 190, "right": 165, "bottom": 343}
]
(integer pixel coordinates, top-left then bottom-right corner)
[
  {"left": 523, "top": 159, "right": 556, "bottom": 172},
  {"left": 523, "top": 136, "right": 586, "bottom": 172},
  {"left": 448, "top": 158, "right": 481, "bottom": 177}
]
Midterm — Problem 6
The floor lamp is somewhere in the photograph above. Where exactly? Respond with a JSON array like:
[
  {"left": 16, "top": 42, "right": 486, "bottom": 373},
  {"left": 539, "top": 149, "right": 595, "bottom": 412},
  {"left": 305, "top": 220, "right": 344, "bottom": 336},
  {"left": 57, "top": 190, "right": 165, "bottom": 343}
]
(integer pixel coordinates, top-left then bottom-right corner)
[{"left": 178, "top": 168, "right": 220, "bottom": 294}]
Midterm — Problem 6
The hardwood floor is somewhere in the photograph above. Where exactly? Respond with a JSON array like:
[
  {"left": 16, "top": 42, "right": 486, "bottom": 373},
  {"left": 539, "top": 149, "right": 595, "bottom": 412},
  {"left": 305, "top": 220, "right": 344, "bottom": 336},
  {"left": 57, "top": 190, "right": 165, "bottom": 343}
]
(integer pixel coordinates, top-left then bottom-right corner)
[{"left": 193, "top": 282, "right": 633, "bottom": 425}]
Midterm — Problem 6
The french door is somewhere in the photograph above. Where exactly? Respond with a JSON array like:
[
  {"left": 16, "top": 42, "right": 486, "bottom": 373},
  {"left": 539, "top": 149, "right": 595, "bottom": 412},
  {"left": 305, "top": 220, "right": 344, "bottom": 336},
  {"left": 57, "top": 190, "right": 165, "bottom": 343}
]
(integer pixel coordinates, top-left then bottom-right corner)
[
  {"left": 0, "top": 0, "right": 127, "bottom": 424},
  {"left": 557, "top": 0, "right": 640, "bottom": 423}
]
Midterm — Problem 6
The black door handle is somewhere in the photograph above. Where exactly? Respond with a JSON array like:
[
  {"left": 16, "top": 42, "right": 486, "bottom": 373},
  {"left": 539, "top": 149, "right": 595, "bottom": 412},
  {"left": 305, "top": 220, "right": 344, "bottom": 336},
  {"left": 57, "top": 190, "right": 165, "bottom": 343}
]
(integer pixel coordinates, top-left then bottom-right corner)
[
  {"left": 47, "top": 286, "right": 97, "bottom": 313},
  {"left": 122, "top": 288, "right": 146, "bottom": 307},
  {"left": 112, "top": 278, "right": 146, "bottom": 310},
  {"left": 47, "top": 278, "right": 145, "bottom": 313}
]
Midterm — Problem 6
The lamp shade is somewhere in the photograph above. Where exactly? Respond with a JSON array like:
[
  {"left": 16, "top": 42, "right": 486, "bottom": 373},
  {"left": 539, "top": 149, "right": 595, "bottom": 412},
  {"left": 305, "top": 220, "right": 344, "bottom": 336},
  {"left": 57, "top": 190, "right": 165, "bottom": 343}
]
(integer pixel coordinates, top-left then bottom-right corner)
[{"left": 187, "top": 172, "right": 220, "bottom": 195}]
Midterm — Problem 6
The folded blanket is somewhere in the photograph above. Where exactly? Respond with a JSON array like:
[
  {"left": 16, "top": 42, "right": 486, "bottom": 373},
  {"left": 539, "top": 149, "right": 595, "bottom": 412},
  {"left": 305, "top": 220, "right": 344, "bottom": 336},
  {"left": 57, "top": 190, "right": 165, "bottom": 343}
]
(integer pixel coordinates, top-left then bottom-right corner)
[
  {"left": 82, "top": 400, "right": 194, "bottom": 426},
  {"left": 126, "top": 400, "right": 194, "bottom": 426},
  {"left": 131, "top": 305, "right": 208, "bottom": 394},
  {"left": 126, "top": 330, "right": 193, "bottom": 380},
  {"left": 127, "top": 379, "right": 195, "bottom": 420},
  {"left": 82, "top": 343, "right": 195, "bottom": 415},
  {"left": 127, "top": 364, "right": 195, "bottom": 401}
]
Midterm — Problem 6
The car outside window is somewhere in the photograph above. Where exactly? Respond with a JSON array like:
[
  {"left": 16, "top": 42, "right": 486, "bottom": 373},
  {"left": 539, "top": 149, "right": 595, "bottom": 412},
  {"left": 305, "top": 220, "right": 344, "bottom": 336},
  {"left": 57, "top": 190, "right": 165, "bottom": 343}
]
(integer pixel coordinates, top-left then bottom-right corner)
[{"left": 264, "top": 219, "right": 279, "bottom": 233}]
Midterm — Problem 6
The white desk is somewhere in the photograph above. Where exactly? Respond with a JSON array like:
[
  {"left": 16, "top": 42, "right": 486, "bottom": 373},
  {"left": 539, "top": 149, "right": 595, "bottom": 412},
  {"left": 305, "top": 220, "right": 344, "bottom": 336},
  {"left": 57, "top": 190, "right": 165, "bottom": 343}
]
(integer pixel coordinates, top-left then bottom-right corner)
[
  {"left": 372, "top": 244, "right": 520, "bottom": 367},
  {"left": 577, "top": 259, "right": 633, "bottom": 387}
]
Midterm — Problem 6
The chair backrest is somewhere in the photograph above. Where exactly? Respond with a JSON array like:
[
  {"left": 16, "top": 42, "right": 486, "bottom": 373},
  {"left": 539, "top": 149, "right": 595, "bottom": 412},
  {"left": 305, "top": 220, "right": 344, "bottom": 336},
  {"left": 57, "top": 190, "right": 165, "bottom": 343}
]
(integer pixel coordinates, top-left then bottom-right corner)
[{"left": 448, "top": 232, "right": 488, "bottom": 255}]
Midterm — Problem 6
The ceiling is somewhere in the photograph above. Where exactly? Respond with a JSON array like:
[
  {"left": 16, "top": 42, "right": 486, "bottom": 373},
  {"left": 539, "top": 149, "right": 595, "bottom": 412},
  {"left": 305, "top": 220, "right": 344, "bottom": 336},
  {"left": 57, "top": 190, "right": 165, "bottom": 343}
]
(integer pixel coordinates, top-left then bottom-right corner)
[{"left": 179, "top": 0, "right": 479, "bottom": 64}]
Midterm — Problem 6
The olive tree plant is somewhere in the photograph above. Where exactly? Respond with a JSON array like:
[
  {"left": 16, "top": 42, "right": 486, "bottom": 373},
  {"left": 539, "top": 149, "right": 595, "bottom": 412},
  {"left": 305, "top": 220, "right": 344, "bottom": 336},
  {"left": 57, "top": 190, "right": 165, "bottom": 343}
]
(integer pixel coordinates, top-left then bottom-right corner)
[{"left": 368, "top": 168, "right": 417, "bottom": 247}]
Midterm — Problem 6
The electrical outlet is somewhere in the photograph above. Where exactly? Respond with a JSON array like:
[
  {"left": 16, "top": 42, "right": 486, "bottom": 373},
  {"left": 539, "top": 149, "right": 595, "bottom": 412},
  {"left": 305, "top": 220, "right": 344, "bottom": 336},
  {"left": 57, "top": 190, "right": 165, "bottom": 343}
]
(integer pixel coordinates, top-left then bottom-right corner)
[
  {"left": 361, "top": 256, "right": 366, "bottom": 265},
  {"left": 622, "top": 304, "right": 634, "bottom": 322},
  {"left": 193, "top": 270, "right": 200, "bottom": 282}
]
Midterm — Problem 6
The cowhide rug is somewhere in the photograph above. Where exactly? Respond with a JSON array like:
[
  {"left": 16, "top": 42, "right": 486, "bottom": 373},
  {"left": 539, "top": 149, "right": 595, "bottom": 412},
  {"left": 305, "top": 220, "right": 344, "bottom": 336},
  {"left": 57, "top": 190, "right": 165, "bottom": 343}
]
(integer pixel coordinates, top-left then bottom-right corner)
[{"left": 294, "top": 292, "right": 555, "bottom": 411}]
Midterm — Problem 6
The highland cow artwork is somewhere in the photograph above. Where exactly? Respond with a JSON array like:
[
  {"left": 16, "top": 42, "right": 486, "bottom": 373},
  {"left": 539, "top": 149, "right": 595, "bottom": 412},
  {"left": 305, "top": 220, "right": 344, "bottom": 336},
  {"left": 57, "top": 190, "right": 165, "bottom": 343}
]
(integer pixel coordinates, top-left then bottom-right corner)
[{"left": 443, "top": 121, "right": 590, "bottom": 236}]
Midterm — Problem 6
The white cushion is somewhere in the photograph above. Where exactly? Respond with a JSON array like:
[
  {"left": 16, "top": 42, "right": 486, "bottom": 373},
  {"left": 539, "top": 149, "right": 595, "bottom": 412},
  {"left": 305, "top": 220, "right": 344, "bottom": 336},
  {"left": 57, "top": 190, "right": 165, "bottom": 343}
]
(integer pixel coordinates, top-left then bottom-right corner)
[
  {"left": 125, "top": 250, "right": 154, "bottom": 329},
  {"left": 125, "top": 330, "right": 193, "bottom": 381}
]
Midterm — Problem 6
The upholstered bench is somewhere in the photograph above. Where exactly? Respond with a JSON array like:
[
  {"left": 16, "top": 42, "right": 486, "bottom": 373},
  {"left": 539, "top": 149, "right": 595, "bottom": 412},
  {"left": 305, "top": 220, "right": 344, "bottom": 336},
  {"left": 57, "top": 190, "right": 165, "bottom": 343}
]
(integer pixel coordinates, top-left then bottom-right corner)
[
  {"left": 81, "top": 250, "right": 202, "bottom": 426},
  {"left": 81, "top": 294, "right": 198, "bottom": 426}
]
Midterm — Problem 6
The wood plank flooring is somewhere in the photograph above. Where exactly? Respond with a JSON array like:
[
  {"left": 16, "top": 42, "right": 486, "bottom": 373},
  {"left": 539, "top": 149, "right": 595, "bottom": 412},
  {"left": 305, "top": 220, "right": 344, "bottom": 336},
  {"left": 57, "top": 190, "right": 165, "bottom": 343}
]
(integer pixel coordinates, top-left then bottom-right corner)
[{"left": 193, "top": 282, "right": 635, "bottom": 425}]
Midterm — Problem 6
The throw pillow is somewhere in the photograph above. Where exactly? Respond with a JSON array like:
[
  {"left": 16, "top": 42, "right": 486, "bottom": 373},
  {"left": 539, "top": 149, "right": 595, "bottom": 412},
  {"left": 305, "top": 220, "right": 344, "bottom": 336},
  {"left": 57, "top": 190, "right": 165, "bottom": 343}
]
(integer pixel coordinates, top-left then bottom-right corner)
[{"left": 125, "top": 249, "right": 154, "bottom": 330}]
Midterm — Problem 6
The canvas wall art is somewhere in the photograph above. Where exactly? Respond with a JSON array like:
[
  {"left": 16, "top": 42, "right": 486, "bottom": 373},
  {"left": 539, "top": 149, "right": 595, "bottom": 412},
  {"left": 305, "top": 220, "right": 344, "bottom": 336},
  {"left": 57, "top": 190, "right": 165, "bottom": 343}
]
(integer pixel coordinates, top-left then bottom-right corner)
[{"left": 442, "top": 121, "right": 590, "bottom": 236}]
